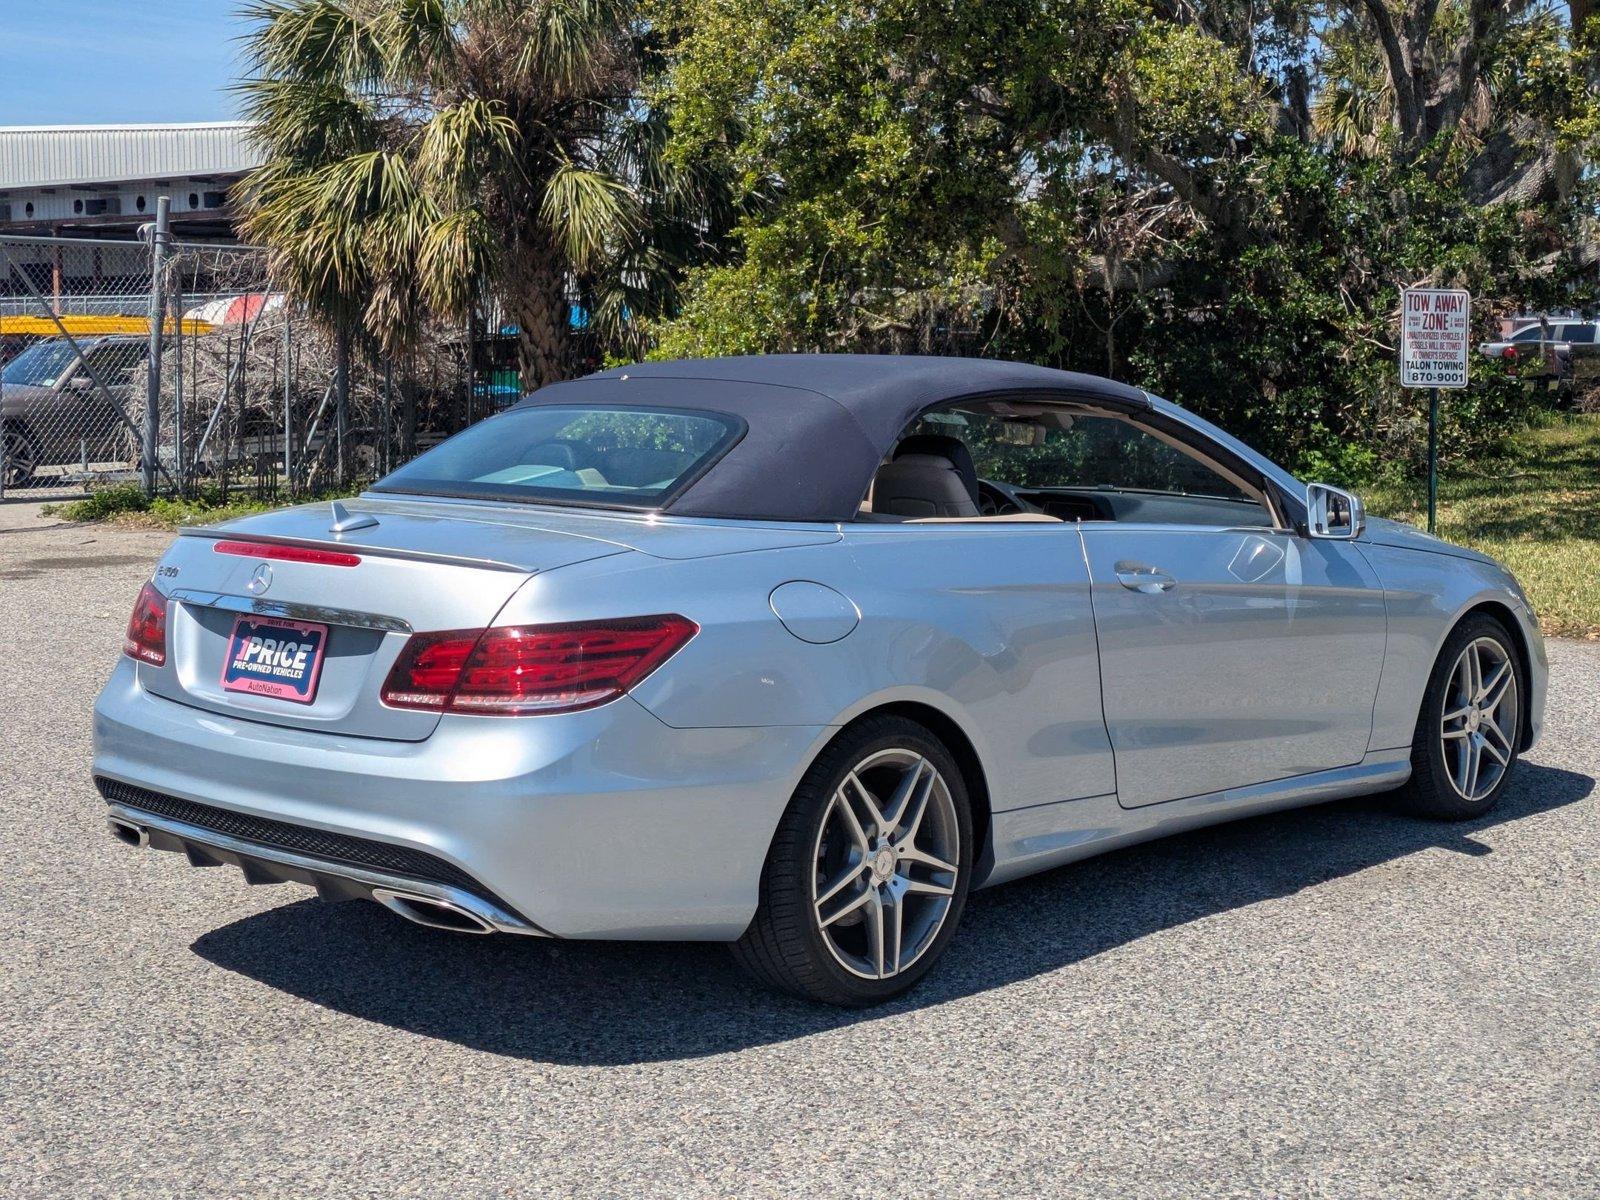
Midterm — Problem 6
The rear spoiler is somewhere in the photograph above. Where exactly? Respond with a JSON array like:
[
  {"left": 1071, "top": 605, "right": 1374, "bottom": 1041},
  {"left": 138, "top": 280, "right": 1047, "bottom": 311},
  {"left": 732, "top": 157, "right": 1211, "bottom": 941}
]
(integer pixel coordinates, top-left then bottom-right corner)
[{"left": 176, "top": 527, "right": 530, "bottom": 574}]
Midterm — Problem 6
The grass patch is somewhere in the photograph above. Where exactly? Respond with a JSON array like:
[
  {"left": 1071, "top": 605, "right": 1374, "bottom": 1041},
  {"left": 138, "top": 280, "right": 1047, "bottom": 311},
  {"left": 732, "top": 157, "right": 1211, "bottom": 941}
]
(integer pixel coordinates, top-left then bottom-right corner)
[
  {"left": 46, "top": 483, "right": 364, "bottom": 530},
  {"left": 1366, "top": 413, "right": 1600, "bottom": 639}
]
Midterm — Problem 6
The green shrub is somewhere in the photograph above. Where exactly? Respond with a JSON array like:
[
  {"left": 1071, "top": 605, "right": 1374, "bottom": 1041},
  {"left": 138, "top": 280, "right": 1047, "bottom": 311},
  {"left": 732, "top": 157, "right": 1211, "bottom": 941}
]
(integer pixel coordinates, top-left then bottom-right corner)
[
  {"left": 47, "top": 484, "right": 151, "bottom": 522},
  {"left": 48, "top": 482, "right": 368, "bottom": 529}
]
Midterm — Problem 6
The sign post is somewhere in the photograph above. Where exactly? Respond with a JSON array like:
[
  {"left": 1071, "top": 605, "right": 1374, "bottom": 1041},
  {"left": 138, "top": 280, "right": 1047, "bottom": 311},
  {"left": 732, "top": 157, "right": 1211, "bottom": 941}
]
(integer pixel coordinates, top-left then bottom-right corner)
[{"left": 1400, "top": 287, "right": 1470, "bottom": 533}]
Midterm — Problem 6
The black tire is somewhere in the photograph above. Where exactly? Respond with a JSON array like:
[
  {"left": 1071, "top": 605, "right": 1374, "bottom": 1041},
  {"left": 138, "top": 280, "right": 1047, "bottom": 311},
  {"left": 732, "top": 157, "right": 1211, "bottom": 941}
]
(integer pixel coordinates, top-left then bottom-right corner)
[
  {"left": 1393, "top": 613, "right": 1525, "bottom": 820},
  {"left": 733, "top": 715, "right": 974, "bottom": 1006}
]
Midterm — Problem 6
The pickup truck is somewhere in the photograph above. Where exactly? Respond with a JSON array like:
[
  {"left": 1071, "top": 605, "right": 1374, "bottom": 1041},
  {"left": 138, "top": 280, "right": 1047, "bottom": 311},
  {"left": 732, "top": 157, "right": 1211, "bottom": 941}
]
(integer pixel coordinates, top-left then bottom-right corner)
[{"left": 1478, "top": 319, "right": 1600, "bottom": 400}]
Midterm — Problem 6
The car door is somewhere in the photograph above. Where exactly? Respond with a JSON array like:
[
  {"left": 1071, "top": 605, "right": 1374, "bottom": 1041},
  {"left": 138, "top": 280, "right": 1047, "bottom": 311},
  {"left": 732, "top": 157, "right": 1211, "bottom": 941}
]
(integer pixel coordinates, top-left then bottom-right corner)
[
  {"left": 1081, "top": 525, "right": 1388, "bottom": 806},
  {"left": 71, "top": 340, "right": 144, "bottom": 458},
  {"left": 1064, "top": 419, "right": 1387, "bottom": 807},
  {"left": 1503, "top": 324, "right": 1552, "bottom": 378}
]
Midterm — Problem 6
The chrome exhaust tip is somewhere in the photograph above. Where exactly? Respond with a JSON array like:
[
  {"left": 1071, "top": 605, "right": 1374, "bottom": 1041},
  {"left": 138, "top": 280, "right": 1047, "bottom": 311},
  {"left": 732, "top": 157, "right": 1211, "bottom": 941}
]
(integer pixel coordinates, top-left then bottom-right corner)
[
  {"left": 371, "top": 888, "right": 496, "bottom": 935},
  {"left": 107, "top": 817, "right": 149, "bottom": 849}
]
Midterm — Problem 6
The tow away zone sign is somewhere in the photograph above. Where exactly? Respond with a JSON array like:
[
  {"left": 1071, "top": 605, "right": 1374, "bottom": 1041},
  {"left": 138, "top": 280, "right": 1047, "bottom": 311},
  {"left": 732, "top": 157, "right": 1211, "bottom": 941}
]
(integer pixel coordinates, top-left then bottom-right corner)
[{"left": 1401, "top": 287, "right": 1470, "bottom": 389}]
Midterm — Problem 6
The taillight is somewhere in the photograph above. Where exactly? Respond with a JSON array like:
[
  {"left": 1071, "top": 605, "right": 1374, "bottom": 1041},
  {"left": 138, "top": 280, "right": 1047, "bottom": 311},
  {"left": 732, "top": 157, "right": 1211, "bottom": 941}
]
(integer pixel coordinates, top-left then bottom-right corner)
[
  {"left": 212, "top": 540, "right": 361, "bottom": 567},
  {"left": 123, "top": 581, "right": 168, "bottom": 666},
  {"left": 380, "top": 615, "right": 699, "bottom": 716},
  {"left": 1502, "top": 346, "right": 1517, "bottom": 359}
]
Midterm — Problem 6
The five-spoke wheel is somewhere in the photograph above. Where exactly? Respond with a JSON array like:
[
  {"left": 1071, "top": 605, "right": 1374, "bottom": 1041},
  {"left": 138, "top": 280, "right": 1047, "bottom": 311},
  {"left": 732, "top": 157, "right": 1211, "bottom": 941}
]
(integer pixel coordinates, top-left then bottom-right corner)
[
  {"left": 1438, "top": 635, "right": 1520, "bottom": 803},
  {"left": 1398, "top": 613, "right": 1526, "bottom": 819},
  {"left": 811, "top": 749, "right": 961, "bottom": 981},
  {"left": 734, "top": 716, "right": 973, "bottom": 1005},
  {"left": 2, "top": 427, "right": 39, "bottom": 490}
]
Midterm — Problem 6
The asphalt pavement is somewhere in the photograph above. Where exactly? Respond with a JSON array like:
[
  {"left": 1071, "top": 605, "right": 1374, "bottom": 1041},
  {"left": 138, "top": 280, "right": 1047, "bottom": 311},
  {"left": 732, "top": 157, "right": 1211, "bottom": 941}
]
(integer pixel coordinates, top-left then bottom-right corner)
[{"left": 1, "top": 500, "right": 1596, "bottom": 1198}]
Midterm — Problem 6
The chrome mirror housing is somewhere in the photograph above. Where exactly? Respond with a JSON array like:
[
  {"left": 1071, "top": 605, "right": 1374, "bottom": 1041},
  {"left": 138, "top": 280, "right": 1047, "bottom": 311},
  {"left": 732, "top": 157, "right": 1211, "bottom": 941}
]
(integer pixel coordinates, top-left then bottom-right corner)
[{"left": 1306, "top": 482, "right": 1365, "bottom": 539}]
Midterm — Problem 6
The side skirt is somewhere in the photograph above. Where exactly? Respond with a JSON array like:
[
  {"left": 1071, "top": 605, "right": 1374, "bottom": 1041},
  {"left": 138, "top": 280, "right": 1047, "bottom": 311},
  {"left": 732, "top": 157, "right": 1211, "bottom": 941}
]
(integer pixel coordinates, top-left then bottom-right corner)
[{"left": 978, "top": 749, "right": 1412, "bottom": 889}]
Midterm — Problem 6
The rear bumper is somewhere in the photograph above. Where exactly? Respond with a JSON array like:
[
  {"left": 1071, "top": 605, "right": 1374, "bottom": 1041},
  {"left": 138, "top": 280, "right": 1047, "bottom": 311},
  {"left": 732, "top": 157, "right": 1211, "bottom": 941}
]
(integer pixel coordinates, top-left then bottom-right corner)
[
  {"left": 92, "top": 657, "right": 827, "bottom": 939},
  {"left": 101, "top": 787, "right": 545, "bottom": 936}
]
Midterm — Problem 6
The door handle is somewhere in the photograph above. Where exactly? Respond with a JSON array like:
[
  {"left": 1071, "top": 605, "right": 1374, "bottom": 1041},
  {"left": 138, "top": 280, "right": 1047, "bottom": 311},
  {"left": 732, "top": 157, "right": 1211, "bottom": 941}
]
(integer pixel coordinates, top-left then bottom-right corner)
[{"left": 1114, "top": 563, "right": 1176, "bottom": 594}]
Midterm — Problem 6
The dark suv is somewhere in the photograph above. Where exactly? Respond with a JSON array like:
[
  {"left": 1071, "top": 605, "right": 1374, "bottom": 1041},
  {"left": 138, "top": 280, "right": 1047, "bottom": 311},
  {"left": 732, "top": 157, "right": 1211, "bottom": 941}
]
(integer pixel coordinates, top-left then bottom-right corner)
[{"left": 0, "top": 335, "right": 147, "bottom": 487}]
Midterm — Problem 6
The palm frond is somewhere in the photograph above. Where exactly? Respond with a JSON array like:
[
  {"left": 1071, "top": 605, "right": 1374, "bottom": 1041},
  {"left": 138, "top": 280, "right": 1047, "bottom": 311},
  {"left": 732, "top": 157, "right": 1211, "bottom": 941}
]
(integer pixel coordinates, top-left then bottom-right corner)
[
  {"left": 373, "top": 0, "right": 461, "bottom": 80},
  {"left": 240, "top": 0, "right": 387, "bottom": 88},
  {"left": 237, "top": 77, "right": 383, "bottom": 161},
  {"left": 507, "top": 0, "right": 631, "bottom": 96},
  {"left": 418, "top": 207, "right": 503, "bottom": 315},
  {"left": 1313, "top": 78, "right": 1392, "bottom": 158},
  {"left": 540, "top": 160, "right": 639, "bottom": 268},
  {"left": 416, "top": 96, "right": 522, "bottom": 201}
]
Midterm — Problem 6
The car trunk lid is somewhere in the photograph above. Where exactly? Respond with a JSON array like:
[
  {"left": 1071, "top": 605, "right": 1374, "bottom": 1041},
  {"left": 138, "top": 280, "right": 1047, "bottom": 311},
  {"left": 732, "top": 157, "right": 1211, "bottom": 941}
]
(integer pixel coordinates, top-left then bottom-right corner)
[{"left": 138, "top": 501, "right": 630, "bottom": 741}]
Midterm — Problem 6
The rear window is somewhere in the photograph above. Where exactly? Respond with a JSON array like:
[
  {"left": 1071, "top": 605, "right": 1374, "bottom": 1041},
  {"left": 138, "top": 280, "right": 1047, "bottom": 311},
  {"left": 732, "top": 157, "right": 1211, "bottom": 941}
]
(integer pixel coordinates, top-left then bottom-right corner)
[{"left": 370, "top": 405, "right": 744, "bottom": 509}]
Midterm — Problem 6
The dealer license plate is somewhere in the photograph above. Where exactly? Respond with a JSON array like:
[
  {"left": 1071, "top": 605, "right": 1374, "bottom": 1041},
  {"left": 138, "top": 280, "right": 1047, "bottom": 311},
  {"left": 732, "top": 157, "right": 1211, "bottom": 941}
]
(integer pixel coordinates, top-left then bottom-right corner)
[{"left": 220, "top": 614, "right": 329, "bottom": 705}]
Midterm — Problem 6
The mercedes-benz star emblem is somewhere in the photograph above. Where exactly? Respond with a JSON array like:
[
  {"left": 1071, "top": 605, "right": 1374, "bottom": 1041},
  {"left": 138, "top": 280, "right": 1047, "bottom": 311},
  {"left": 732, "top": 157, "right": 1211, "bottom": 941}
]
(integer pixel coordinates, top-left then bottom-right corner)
[{"left": 246, "top": 563, "right": 274, "bottom": 595}]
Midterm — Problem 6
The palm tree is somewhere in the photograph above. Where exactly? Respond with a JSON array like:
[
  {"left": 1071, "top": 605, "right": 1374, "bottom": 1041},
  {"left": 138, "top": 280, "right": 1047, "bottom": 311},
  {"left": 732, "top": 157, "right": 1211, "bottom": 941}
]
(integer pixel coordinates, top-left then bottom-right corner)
[
  {"left": 238, "top": 0, "right": 726, "bottom": 387},
  {"left": 1311, "top": 31, "right": 1393, "bottom": 160}
]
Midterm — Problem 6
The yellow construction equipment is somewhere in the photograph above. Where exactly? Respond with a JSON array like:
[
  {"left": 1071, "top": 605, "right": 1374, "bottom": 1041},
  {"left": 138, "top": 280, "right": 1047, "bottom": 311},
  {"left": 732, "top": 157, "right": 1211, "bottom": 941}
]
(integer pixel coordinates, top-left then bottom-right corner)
[{"left": 0, "top": 314, "right": 213, "bottom": 337}]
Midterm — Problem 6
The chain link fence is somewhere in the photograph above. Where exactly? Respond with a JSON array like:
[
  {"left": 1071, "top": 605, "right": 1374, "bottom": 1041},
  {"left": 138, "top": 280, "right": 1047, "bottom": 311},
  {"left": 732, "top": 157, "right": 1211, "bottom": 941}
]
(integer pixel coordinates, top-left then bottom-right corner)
[
  {"left": 0, "top": 236, "right": 152, "bottom": 497},
  {"left": 1, "top": 226, "right": 508, "bottom": 502}
]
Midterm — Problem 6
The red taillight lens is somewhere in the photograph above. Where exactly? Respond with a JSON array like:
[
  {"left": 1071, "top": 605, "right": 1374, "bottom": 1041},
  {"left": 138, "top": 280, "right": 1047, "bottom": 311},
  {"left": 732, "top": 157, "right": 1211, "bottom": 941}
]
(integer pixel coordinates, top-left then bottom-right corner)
[
  {"left": 212, "top": 540, "right": 361, "bottom": 567},
  {"left": 1502, "top": 346, "right": 1517, "bottom": 359},
  {"left": 380, "top": 615, "right": 699, "bottom": 716},
  {"left": 379, "top": 631, "right": 481, "bottom": 710},
  {"left": 123, "top": 581, "right": 168, "bottom": 666}
]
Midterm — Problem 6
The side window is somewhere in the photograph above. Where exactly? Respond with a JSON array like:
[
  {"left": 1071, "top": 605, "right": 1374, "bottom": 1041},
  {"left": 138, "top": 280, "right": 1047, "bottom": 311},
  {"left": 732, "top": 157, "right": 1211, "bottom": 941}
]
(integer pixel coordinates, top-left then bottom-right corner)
[
  {"left": 1559, "top": 324, "right": 1595, "bottom": 344},
  {"left": 1035, "top": 415, "right": 1250, "bottom": 499},
  {"left": 1511, "top": 326, "right": 1546, "bottom": 343},
  {"left": 80, "top": 342, "right": 146, "bottom": 387},
  {"left": 901, "top": 408, "right": 1273, "bottom": 527},
  {"left": 911, "top": 411, "right": 1248, "bottom": 497}
]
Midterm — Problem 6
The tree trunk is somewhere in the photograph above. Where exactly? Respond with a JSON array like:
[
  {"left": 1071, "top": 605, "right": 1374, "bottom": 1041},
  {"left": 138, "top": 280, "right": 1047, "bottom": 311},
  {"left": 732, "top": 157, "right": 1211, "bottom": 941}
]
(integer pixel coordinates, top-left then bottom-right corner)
[
  {"left": 504, "top": 243, "right": 572, "bottom": 392},
  {"left": 401, "top": 370, "right": 417, "bottom": 459}
]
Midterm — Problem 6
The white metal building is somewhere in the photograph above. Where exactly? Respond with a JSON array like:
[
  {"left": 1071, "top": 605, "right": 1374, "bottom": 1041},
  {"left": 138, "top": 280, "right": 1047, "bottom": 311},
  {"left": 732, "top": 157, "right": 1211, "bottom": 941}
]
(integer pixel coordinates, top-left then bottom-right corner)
[{"left": 0, "top": 123, "right": 262, "bottom": 240}]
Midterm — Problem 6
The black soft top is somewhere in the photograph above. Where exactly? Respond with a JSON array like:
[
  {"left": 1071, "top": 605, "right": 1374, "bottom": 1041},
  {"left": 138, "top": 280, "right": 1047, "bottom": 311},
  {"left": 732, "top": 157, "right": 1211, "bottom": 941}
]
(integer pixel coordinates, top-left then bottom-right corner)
[{"left": 516, "top": 354, "right": 1150, "bottom": 522}]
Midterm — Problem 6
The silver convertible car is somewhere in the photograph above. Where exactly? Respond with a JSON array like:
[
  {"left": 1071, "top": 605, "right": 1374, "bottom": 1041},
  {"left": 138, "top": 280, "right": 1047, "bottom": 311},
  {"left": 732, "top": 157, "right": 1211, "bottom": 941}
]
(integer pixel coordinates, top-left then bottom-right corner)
[{"left": 95, "top": 355, "right": 1546, "bottom": 1005}]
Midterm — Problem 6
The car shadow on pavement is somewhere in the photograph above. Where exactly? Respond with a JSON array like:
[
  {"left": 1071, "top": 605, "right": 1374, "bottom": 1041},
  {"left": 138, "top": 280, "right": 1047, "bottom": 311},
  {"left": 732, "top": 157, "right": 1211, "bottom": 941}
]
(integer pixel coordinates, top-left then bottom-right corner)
[{"left": 191, "top": 763, "right": 1592, "bottom": 1065}]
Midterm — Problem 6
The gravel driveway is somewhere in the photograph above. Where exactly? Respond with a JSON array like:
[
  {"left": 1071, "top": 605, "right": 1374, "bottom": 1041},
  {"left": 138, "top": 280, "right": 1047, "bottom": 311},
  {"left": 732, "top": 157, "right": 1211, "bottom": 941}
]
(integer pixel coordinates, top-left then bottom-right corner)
[{"left": 2, "top": 502, "right": 1596, "bottom": 1199}]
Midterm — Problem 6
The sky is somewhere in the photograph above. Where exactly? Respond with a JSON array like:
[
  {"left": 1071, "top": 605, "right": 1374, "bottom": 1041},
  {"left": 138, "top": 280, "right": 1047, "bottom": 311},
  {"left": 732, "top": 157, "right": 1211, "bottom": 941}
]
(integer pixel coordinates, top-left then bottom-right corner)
[
  {"left": 0, "top": 2, "right": 246, "bottom": 125},
  {"left": 0, "top": 0, "right": 1582, "bottom": 128}
]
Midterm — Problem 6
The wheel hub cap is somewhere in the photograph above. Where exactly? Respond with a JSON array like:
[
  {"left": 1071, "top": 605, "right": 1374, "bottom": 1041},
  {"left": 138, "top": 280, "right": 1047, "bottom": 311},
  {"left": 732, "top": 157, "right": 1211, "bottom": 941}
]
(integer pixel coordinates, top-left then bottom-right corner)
[{"left": 871, "top": 846, "right": 896, "bottom": 882}]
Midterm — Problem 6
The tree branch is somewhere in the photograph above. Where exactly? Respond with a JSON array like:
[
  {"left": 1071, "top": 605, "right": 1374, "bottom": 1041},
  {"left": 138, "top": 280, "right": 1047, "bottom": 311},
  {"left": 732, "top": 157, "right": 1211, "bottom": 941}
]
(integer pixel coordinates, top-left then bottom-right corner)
[
  {"left": 1081, "top": 91, "right": 1234, "bottom": 235},
  {"left": 1429, "top": 0, "right": 1497, "bottom": 144},
  {"left": 1359, "top": 0, "right": 1422, "bottom": 144}
]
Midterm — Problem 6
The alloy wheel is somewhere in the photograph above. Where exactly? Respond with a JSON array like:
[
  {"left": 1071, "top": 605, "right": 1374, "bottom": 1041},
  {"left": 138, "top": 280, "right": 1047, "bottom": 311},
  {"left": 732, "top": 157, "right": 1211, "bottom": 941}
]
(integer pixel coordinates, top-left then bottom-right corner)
[
  {"left": 2, "top": 431, "right": 38, "bottom": 489},
  {"left": 810, "top": 748, "right": 961, "bottom": 980},
  {"left": 1439, "top": 636, "right": 1520, "bottom": 803}
]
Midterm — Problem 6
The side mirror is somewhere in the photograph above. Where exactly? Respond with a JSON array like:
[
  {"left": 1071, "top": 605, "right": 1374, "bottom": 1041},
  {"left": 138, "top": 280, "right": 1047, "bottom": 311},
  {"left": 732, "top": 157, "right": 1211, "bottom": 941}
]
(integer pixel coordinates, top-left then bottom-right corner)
[{"left": 1306, "top": 482, "right": 1365, "bottom": 539}]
